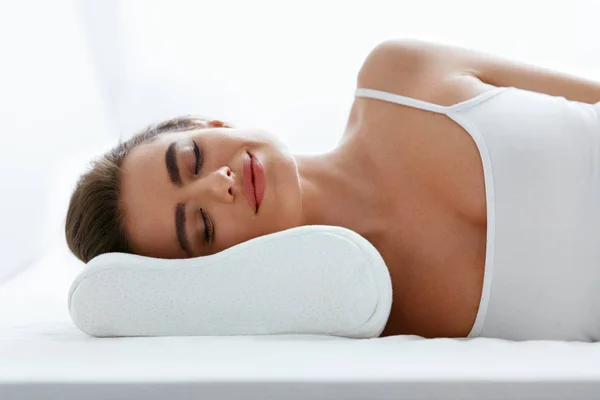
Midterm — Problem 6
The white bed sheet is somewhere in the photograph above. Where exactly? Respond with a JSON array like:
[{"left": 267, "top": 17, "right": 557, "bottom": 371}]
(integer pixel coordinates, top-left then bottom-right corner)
[{"left": 2, "top": 248, "right": 600, "bottom": 400}]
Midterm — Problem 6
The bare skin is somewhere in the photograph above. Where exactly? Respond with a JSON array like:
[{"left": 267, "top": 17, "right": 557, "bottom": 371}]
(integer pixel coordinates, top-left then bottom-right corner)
[{"left": 120, "top": 40, "right": 600, "bottom": 338}]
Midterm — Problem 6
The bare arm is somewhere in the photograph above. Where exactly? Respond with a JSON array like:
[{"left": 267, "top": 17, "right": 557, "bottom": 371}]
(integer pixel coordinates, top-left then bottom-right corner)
[{"left": 362, "top": 39, "right": 600, "bottom": 105}]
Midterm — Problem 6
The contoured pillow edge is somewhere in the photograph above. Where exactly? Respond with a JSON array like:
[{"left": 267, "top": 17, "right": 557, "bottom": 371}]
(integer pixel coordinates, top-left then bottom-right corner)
[{"left": 69, "top": 225, "right": 392, "bottom": 338}]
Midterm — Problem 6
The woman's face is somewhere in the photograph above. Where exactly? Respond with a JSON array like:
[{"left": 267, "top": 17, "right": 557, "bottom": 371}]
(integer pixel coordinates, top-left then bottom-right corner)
[{"left": 120, "top": 122, "right": 303, "bottom": 259}]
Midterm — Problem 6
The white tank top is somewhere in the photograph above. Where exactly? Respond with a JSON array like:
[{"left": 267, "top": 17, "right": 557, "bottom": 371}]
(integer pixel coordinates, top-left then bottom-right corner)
[{"left": 355, "top": 86, "right": 600, "bottom": 341}]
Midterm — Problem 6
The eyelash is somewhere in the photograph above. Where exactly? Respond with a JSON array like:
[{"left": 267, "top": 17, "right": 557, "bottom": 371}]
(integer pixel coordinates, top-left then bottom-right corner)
[
  {"left": 200, "top": 208, "right": 213, "bottom": 245},
  {"left": 192, "top": 140, "right": 202, "bottom": 175},
  {"left": 190, "top": 141, "right": 212, "bottom": 247}
]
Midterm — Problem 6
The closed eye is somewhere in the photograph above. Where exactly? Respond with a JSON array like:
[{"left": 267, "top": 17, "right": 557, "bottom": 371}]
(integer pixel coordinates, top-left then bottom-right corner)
[
  {"left": 192, "top": 140, "right": 202, "bottom": 175},
  {"left": 200, "top": 207, "right": 213, "bottom": 245}
]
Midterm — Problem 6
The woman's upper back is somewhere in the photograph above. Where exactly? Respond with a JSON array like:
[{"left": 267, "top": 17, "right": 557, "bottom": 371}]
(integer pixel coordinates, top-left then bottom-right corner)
[{"left": 347, "top": 41, "right": 600, "bottom": 341}]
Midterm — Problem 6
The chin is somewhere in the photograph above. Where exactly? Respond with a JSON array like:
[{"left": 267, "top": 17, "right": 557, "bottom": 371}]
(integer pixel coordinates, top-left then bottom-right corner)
[{"left": 259, "top": 151, "right": 302, "bottom": 225}]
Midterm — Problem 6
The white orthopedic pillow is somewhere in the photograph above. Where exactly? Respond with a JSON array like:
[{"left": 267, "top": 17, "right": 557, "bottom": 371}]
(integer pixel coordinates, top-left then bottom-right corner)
[{"left": 68, "top": 225, "right": 393, "bottom": 338}]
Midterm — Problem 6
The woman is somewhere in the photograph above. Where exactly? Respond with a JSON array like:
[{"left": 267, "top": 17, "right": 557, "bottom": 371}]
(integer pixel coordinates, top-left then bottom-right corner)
[{"left": 66, "top": 39, "right": 600, "bottom": 342}]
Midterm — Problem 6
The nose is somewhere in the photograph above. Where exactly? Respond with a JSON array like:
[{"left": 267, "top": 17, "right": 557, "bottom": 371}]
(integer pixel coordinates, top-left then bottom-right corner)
[{"left": 204, "top": 166, "right": 236, "bottom": 204}]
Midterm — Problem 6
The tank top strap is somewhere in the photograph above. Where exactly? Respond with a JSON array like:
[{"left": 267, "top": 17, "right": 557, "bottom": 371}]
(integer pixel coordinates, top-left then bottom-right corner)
[
  {"left": 354, "top": 88, "right": 448, "bottom": 114},
  {"left": 355, "top": 87, "right": 509, "bottom": 114}
]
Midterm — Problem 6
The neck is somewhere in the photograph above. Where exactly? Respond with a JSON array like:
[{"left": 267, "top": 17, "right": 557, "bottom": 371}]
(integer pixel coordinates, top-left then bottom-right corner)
[{"left": 293, "top": 141, "right": 388, "bottom": 237}]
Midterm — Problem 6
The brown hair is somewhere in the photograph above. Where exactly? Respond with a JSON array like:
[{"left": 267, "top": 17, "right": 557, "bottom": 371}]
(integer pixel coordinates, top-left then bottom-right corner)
[{"left": 65, "top": 116, "right": 212, "bottom": 263}]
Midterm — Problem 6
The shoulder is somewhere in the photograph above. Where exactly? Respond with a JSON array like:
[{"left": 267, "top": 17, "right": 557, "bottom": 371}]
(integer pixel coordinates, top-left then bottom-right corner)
[
  {"left": 357, "top": 39, "right": 445, "bottom": 88},
  {"left": 356, "top": 39, "right": 492, "bottom": 106},
  {"left": 358, "top": 39, "right": 433, "bottom": 76}
]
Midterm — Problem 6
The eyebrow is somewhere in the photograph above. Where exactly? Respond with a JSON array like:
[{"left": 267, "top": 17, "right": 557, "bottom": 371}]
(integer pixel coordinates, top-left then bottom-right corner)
[
  {"left": 165, "top": 142, "right": 182, "bottom": 186},
  {"left": 175, "top": 203, "right": 191, "bottom": 256}
]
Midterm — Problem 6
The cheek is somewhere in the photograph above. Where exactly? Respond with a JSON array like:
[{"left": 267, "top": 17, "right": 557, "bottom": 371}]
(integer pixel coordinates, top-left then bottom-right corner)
[
  {"left": 213, "top": 208, "right": 297, "bottom": 253},
  {"left": 213, "top": 219, "right": 258, "bottom": 253}
]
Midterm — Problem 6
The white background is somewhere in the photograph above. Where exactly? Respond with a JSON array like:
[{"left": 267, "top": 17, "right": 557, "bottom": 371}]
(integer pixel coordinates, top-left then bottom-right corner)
[{"left": 1, "top": 0, "right": 599, "bottom": 282}]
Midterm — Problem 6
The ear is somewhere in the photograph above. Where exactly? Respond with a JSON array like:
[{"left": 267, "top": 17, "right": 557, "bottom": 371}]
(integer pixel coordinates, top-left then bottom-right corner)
[{"left": 205, "top": 120, "right": 234, "bottom": 129}]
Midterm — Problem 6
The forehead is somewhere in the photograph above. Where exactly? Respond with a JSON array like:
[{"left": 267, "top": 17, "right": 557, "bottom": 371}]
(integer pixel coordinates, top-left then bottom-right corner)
[{"left": 119, "top": 136, "right": 181, "bottom": 258}]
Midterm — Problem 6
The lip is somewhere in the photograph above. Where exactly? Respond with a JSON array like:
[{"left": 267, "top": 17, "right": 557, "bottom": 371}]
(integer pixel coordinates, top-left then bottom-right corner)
[
  {"left": 242, "top": 152, "right": 257, "bottom": 213},
  {"left": 251, "top": 153, "right": 266, "bottom": 210}
]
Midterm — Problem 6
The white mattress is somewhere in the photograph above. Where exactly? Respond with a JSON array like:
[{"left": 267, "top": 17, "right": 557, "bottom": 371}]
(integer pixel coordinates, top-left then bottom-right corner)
[{"left": 2, "top": 247, "right": 600, "bottom": 400}]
